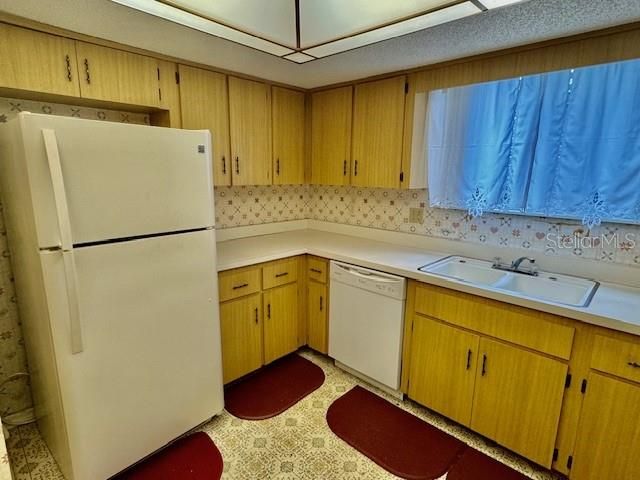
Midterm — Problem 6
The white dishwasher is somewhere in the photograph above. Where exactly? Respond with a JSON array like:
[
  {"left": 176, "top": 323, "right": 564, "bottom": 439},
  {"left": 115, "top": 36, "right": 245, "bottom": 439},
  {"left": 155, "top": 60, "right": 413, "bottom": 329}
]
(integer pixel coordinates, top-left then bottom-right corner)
[{"left": 329, "top": 261, "right": 406, "bottom": 391}]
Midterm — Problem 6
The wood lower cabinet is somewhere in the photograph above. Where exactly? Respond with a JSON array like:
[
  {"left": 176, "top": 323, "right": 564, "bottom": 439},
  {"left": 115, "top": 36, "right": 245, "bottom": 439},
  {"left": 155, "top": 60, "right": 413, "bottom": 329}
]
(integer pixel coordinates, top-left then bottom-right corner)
[
  {"left": 470, "top": 338, "right": 568, "bottom": 467},
  {"left": 263, "top": 283, "right": 299, "bottom": 364},
  {"left": 75, "top": 42, "right": 160, "bottom": 107},
  {"left": 408, "top": 316, "right": 479, "bottom": 426},
  {"left": 272, "top": 87, "right": 305, "bottom": 185},
  {"left": 571, "top": 372, "right": 640, "bottom": 479},
  {"left": 178, "top": 65, "right": 231, "bottom": 186},
  {"left": 307, "top": 280, "right": 328, "bottom": 354},
  {"left": 219, "top": 293, "right": 263, "bottom": 384}
]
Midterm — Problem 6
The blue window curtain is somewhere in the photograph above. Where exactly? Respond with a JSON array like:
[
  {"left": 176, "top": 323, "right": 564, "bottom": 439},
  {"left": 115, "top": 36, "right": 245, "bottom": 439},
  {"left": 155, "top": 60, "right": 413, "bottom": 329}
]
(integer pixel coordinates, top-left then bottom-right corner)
[
  {"left": 525, "top": 60, "right": 640, "bottom": 227},
  {"left": 427, "top": 76, "right": 544, "bottom": 217}
]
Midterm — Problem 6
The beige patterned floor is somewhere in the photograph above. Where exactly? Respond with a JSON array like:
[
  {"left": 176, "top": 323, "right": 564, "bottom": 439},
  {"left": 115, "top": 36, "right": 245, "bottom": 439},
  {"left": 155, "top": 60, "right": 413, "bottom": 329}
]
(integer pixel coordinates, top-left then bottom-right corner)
[{"left": 6, "top": 350, "right": 560, "bottom": 479}]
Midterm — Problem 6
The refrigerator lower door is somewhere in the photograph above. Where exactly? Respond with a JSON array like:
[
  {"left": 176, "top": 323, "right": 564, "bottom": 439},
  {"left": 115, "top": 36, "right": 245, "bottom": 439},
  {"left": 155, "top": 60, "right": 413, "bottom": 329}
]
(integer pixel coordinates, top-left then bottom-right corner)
[{"left": 40, "top": 229, "right": 223, "bottom": 480}]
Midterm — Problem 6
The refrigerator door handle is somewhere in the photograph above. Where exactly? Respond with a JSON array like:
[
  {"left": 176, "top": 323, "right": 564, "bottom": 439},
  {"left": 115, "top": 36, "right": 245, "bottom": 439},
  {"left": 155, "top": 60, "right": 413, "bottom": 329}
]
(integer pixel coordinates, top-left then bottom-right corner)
[{"left": 42, "top": 129, "right": 83, "bottom": 354}]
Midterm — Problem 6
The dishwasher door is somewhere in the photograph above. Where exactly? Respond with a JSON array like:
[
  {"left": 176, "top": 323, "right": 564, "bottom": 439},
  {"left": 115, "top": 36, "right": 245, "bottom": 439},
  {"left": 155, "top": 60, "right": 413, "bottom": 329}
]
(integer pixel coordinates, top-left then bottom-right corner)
[{"left": 328, "top": 261, "right": 406, "bottom": 390}]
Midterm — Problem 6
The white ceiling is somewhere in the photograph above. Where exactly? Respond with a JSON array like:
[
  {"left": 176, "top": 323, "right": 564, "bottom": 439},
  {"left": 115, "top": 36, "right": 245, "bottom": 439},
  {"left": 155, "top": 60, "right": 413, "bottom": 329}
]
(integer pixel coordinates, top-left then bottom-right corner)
[{"left": 0, "top": 0, "right": 639, "bottom": 88}]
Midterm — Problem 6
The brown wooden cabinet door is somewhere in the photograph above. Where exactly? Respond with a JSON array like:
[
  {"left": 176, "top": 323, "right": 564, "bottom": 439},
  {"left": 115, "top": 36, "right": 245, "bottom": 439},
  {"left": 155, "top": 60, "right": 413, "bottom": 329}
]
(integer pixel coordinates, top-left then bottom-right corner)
[
  {"left": 228, "top": 77, "right": 271, "bottom": 185},
  {"left": 307, "top": 281, "right": 328, "bottom": 354},
  {"left": 408, "top": 316, "right": 479, "bottom": 426},
  {"left": 75, "top": 42, "right": 160, "bottom": 107},
  {"left": 571, "top": 373, "right": 640, "bottom": 479},
  {"left": 263, "top": 283, "right": 298, "bottom": 364},
  {"left": 0, "top": 24, "right": 80, "bottom": 97},
  {"left": 310, "top": 86, "right": 352, "bottom": 185},
  {"left": 352, "top": 76, "right": 406, "bottom": 188},
  {"left": 219, "top": 293, "right": 263, "bottom": 384},
  {"left": 179, "top": 66, "right": 231, "bottom": 186},
  {"left": 471, "top": 338, "right": 567, "bottom": 467},
  {"left": 272, "top": 87, "right": 305, "bottom": 185}
]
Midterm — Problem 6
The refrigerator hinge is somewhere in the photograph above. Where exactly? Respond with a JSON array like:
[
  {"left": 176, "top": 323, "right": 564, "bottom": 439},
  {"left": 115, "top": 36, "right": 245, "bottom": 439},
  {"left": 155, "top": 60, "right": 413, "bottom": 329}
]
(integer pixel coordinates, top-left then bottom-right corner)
[{"left": 580, "top": 379, "right": 587, "bottom": 394}]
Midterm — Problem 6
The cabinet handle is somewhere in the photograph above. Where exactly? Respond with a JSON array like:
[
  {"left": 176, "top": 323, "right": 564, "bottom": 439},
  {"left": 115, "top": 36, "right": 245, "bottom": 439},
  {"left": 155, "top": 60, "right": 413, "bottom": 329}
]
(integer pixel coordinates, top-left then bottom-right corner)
[
  {"left": 466, "top": 349, "right": 472, "bottom": 370},
  {"left": 481, "top": 354, "right": 487, "bottom": 376},
  {"left": 343, "top": 160, "right": 347, "bottom": 176},
  {"left": 310, "top": 268, "right": 322, "bottom": 274},
  {"left": 222, "top": 156, "right": 226, "bottom": 175},
  {"left": 254, "top": 307, "right": 258, "bottom": 324},
  {"left": 275, "top": 272, "right": 289, "bottom": 278},
  {"left": 267, "top": 303, "right": 271, "bottom": 319},
  {"left": 84, "top": 58, "right": 90, "bottom": 84},
  {"left": 232, "top": 283, "right": 248, "bottom": 290},
  {"left": 235, "top": 156, "right": 240, "bottom": 175},
  {"left": 320, "top": 296, "right": 323, "bottom": 311},
  {"left": 276, "top": 158, "right": 280, "bottom": 176},
  {"left": 65, "top": 55, "right": 72, "bottom": 82},
  {"left": 354, "top": 160, "right": 358, "bottom": 176},
  {"left": 628, "top": 361, "right": 640, "bottom": 369}
]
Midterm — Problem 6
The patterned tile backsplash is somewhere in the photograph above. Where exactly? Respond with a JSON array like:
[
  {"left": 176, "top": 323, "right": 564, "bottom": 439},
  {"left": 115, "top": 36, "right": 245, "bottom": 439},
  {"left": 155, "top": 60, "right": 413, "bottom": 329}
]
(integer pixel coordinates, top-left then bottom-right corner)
[{"left": 1, "top": 95, "right": 640, "bottom": 418}]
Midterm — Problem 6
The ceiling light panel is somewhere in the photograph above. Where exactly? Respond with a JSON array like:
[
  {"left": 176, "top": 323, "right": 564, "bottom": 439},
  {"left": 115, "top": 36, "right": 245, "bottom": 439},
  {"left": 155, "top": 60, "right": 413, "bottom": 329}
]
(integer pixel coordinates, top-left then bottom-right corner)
[
  {"left": 283, "top": 52, "right": 316, "bottom": 64},
  {"left": 299, "top": 0, "right": 455, "bottom": 48},
  {"left": 480, "top": 0, "right": 528, "bottom": 8},
  {"left": 110, "top": 0, "right": 294, "bottom": 56},
  {"left": 163, "top": 0, "right": 297, "bottom": 48},
  {"left": 303, "top": 2, "right": 480, "bottom": 58}
]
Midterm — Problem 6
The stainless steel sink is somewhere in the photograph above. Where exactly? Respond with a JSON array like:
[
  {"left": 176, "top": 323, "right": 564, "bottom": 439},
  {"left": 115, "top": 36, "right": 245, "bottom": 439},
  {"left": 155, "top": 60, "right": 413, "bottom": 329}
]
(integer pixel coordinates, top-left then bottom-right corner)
[{"left": 418, "top": 256, "right": 599, "bottom": 307}]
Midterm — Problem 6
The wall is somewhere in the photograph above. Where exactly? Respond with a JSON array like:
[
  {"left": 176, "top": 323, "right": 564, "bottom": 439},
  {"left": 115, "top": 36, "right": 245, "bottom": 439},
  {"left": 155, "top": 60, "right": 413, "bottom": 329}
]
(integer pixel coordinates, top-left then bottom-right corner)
[{"left": 0, "top": 97, "right": 149, "bottom": 416}]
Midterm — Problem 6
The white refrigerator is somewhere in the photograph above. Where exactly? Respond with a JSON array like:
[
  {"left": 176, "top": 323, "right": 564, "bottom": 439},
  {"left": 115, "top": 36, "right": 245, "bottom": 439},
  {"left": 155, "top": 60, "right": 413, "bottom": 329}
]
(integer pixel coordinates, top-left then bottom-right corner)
[{"left": 0, "top": 113, "right": 224, "bottom": 480}]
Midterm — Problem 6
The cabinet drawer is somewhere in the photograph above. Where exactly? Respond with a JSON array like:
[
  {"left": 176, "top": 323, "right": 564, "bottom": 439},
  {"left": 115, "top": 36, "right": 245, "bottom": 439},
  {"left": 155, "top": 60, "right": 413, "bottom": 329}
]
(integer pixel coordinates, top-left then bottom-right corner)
[
  {"left": 219, "top": 266, "right": 261, "bottom": 302},
  {"left": 307, "top": 257, "right": 327, "bottom": 284},
  {"left": 263, "top": 258, "right": 298, "bottom": 290},
  {"left": 414, "top": 283, "right": 574, "bottom": 360},
  {"left": 592, "top": 335, "right": 640, "bottom": 384}
]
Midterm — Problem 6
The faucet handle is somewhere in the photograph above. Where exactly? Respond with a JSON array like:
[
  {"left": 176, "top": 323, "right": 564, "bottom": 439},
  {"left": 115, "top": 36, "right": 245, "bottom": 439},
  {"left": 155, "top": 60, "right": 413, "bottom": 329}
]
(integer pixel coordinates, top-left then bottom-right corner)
[{"left": 492, "top": 257, "right": 502, "bottom": 267}]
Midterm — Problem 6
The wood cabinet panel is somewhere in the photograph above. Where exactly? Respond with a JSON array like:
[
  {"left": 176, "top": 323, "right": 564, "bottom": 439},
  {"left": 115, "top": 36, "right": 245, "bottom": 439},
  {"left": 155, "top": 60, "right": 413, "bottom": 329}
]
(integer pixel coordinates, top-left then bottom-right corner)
[
  {"left": 263, "top": 257, "right": 298, "bottom": 290},
  {"left": 307, "top": 281, "right": 328, "bottom": 354},
  {"left": 228, "top": 76, "right": 271, "bottom": 185},
  {"left": 591, "top": 334, "right": 640, "bottom": 384},
  {"left": 408, "top": 315, "right": 479, "bottom": 426},
  {"left": 220, "top": 293, "right": 263, "bottom": 384},
  {"left": 75, "top": 42, "right": 159, "bottom": 107},
  {"left": 218, "top": 266, "right": 261, "bottom": 302},
  {"left": 471, "top": 338, "right": 567, "bottom": 467},
  {"left": 352, "top": 76, "right": 406, "bottom": 188},
  {"left": 571, "top": 372, "right": 640, "bottom": 480},
  {"left": 179, "top": 65, "right": 231, "bottom": 186},
  {"left": 263, "top": 283, "right": 299, "bottom": 364},
  {"left": 307, "top": 256, "right": 327, "bottom": 284},
  {"left": 310, "top": 86, "right": 352, "bottom": 185},
  {"left": 0, "top": 24, "right": 80, "bottom": 97},
  {"left": 272, "top": 86, "right": 305, "bottom": 185}
]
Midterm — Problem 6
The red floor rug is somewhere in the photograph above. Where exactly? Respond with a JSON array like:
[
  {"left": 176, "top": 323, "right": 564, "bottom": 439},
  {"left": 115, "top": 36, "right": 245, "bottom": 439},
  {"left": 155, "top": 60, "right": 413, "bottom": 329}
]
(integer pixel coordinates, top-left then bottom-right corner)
[
  {"left": 225, "top": 353, "right": 325, "bottom": 420},
  {"left": 113, "top": 432, "right": 223, "bottom": 480},
  {"left": 447, "top": 448, "right": 530, "bottom": 480},
  {"left": 326, "top": 386, "right": 466, "bottom": 480}
]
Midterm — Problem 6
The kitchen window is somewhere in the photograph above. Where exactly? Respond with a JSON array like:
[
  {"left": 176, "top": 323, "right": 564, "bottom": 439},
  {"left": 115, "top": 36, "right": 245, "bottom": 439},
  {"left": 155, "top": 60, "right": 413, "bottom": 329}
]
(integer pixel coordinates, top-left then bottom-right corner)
[{"left": 426, "top": 58, "right": 640, "bottom": 227}]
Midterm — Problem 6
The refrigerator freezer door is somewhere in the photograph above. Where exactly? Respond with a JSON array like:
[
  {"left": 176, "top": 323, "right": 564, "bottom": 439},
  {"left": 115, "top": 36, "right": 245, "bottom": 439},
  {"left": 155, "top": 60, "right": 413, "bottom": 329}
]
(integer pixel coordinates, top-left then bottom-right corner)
[
  {"left": 18, "top": 113, "right": 214, "bottom": 248},
  {"left": 40, "top": 229, "right": 223, "bottom": 480}
]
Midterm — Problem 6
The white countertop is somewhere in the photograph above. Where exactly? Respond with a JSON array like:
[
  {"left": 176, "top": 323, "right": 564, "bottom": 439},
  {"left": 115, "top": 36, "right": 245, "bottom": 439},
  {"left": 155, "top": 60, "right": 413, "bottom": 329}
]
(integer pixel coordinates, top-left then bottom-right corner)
[{"left": 216, "top": 226, "right": 640, "bottom": 337}]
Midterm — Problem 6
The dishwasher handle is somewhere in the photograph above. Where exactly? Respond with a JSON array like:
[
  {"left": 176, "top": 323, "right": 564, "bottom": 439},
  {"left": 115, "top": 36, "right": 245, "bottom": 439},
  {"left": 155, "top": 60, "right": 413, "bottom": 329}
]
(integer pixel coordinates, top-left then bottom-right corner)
[{"left": 332, "top": 262, "right": 402, "bottom": 284}]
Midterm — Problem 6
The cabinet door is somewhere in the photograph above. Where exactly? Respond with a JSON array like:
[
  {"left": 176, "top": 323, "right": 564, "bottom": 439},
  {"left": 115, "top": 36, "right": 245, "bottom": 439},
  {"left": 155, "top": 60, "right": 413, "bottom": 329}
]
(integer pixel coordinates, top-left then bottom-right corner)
[
  {"left": 571, "top": 373, "right": 640, "bottom": 479},
  {"left": 219, "top": 293, "right": 263, "bottom": 384},
  {"left": 471, "top": 338, "right": 567, "bottom": 467},
  {"left": 272, "top": 87, "right": 305, "bottom": 185},
  {"left": 307, "top": 281, "right": 328, "bottom": 354},
  {"left": 352, "top": 76, "right": 406, "bottom": 188},
  {"left": 0, "top": 24, "right": 80, "bottom": 97},
  {"left": 310, "top": 86, "right": 352, "bottom": 185},
  {"left": 75, "top": 42, "right": 159, "bottom": 107},
  {"left": 264, "top": 283, "right": 298, "bottom": 364},
  {"left": 179, "top": 66, "right": 231, "bottom": 186},
  {"left": 408, "top": 316, "right": 479, "bottom": 426},
  {"left": 228, "top": 77, "right": 271, "bottom": 185}
]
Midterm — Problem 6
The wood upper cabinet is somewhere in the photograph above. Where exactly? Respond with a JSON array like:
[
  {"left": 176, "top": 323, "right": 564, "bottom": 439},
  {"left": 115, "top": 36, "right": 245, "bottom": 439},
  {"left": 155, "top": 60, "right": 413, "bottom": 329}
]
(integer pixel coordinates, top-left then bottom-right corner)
[
  {"left": 470, "top": 338, "right": 567, "bottom": 467},
  {"left": 178, "top": 66, "right": 231, "bottom": 186},
  {"left": 352, "top": 76, "right": 406, "bottom": 188},
  {"left": 263, "top": 283, "right": 298, "bottom": 364},
  {"left": 75, "top": 42, "right": 160, "bottom": 107},
  {"left": 228, "top": 77, "right": 271, "bottom": 186},
  {"left": 307, "top": 280, "right": 328, "bottom": 354},
  {"left": 571, "top": 372, "right": 640, "bottom": 479},
  {"left": 219, "top": 293, "right": 263, "bottom": 384},
  {"left": 310, "top": 86, "right": 353, "bottom": 185},
  {"left": 272, "top": 87, "right": 305, "bottom": 185},
  {"left": 408, "top": 316, "right": 479, "bottom": 427},
  {"left": 0, "top": 24, "right": 80, "bottom": 97}
]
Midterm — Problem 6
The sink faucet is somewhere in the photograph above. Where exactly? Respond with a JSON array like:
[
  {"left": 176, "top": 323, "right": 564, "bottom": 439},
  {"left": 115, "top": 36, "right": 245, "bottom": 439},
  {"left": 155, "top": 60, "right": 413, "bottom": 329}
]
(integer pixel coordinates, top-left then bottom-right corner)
[
  {"left": 512, "top": 256, "right": 536, "bottom": 271},
  {"left": 492, "top": 256, "right": 539, "bottom": 276}
]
